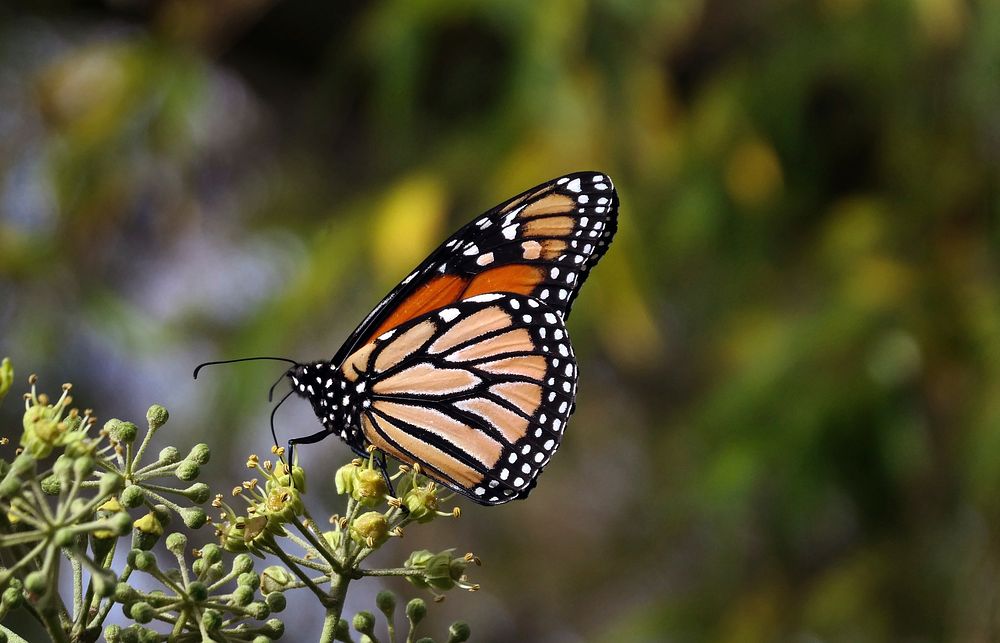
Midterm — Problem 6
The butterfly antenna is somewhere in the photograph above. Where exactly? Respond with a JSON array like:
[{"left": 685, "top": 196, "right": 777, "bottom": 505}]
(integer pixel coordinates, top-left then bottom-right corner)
[
  {"left": 192, "top": 356, "right": 298, "bottom": 380},
  {"left": 267, "top": 370, "right": 290, "bottom": 403},
  {"left": 270, "top": 388, "right": 295, "bottom": 450}
]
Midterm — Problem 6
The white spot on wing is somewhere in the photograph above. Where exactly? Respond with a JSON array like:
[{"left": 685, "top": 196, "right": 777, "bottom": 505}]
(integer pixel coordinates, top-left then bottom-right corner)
[
  {"left": 439, "top": 308, "right": 460, "bottom": 322},
  {"left": 466, "top": 293, "right": 504, "bottom": 303},
  {"left": 566, "top": 178, "right": 582, "bottom": 193}
]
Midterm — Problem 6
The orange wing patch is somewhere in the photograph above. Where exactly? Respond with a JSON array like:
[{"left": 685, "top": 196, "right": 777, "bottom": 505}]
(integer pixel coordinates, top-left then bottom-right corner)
[
  {"left": 518, "top": 194, "right": 574, "bottom": 219},
  {"left": 448, "top": 328, "right": 534, "bottom": 363},
  {"left": 464, "top": 264, "right": 543, "bottom": 299},
  {"left": 365, "top": 275, "right": 468, "bottom": 344},
  {"left": 373, "top": 320, "right": 437, "bottom": 372},
  {"left": 455, "top": 397, "right": 530, "bottom": 444},
  {"left": 523, "top": 216, "right": 574, "bottom": 237},
  {"left": 372, "top": 362, "right": 481, "bottom": 396},
  {"left": 429, "top": 306, "right": 512, "bottom": 354}
]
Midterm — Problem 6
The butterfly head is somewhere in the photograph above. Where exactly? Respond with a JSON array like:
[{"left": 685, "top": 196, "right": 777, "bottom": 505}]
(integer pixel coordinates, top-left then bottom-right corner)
[{"left": 287, "top": 361, "right": 364, "bottom": 448}]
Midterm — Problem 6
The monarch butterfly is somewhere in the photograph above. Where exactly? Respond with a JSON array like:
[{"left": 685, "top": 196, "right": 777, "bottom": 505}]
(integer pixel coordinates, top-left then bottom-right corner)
[{"left": 196, "top": 172, "right": 618, "bottom": 505}]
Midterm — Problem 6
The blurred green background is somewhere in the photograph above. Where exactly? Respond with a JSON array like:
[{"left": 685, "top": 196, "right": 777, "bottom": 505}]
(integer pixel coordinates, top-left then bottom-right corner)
[{"left": 1, "top": 0, "right": 998, "bottom": 640}]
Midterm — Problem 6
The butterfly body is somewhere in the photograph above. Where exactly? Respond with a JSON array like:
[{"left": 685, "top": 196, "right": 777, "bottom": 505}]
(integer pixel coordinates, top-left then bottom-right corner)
[{"left": 287, "top": 172, "right": 618, "bottom": 505}]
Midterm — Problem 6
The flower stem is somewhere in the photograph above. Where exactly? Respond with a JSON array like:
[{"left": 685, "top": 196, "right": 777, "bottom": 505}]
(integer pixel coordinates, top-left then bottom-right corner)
[{"left": 320, "top": 570, "right": 351, "bottom": 643}]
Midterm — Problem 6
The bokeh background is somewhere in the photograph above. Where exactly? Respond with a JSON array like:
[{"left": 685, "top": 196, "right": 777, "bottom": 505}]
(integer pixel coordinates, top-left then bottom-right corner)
[{"left": 1, "top": 0, "right": 999, "bottom": 641}]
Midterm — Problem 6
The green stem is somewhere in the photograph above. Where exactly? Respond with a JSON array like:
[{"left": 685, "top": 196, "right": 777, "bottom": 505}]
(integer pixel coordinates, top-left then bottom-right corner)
[
  {"left": 356, "top": 567, "right": 422, "bottom": 578},
  {"left": 38, "top": 605, "right": 70, "bottom": 643},
  {"left": 266, "top": 543, "right": 330, "bottom": 605},
  {"left": 320, "top": 571, "right": 352, "bottom": 643}
]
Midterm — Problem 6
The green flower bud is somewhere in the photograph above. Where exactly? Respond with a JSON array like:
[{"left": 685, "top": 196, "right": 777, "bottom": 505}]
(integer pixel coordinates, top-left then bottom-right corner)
[
  {"left": 376, "top": 590, "right": 396, "bottom": 619},
  {"left": 130, "top": 602, "right": 154, "bottom": 624},
  {"left": 25, "top": 571, "right": 48, "bottom": 594},
  {"left": 105, "top": 420, "right": 137, "bottom": 444},
  {"left": 175, "top": 461, "right": 199, "bottom": 481},
  {"left": 129, "top": 550, "right": 157, "bottom": 572},
  {"left": 187, "top": 581, "right": 208, "bottom": 602},
  {"left": 73, "top": 455, "right": 94, "bottom": 479},
  {"left": 54, "top": 527, "right": 75, "bottom": 547},
  {"left": 120, "top": 484, "right": 144, "bottom": 508},
  {"left": 114, "top": 582, "right": 138, "bottom": 603},
  {"left": 263, "top": 618, "right": 285, "bottom": 638},
  {"left": 403, "top": 486, "right": 440, "bottom": 523},
  {"left": 353, "top": 610, "right": 376, "bottom": 635},
  {"left": 238, "top": 571, "right": 260, "bottom": 590},
  {"left": 260, "top": 565, "right": 293, "bottom": 594},
  {"left": 98, "top": 512, "right": 129, "bottom": 539},
  {"left": 406, "top": 598, "right": 427, "bottom": 626},
  {"left": 232, "top": 585, "right": 254, "bottom": 607},
  {"left": 187, "top": 443, "right": 211, "bottom": 465},
  {"left": 252, "top": 637, "right": 270, "bottom": 643},
  {"left": 52, "top": 455, "right": 73, "bottom": 480},
  {"left": 232, "top": 553, "right": 255, "bottom": 575},
  {"left": 404, "top": 549, "right": 465, "bottom": 591},
  {"left": 157, "top": 446, "right": 180, "bottom": 465},
  {"left": 180, "top": 507, "right": 207, "bottom": 529},
  {"left": 200, "top": 543, "right": 222, "bottom": 565},
  {"left": 182, "top": 482, "right": 211, "bottom": 504},
  {"left": 99, "top": 471, "right": 124, "bottom": 496},
  {"left": 40, "top": 474, "right": 61, "bottom": 494},
  {"left": 2, "top": 586, "right": 23, "bottom": 609},
  {"left": 146, "top": 404, "right": 169, "bottom": 430},
  {"left": 201, "top": 608, "right": 223, "bottom": 632},
  {"left": 334, "top": 463, "right": 357, "bottom": 495},
  {"left": 103, "top": 625, "right": 122, "bottom": 643},
  {"left": 265, "top": 591, "right": 286, "bottom": 612},
  {"left": 448, "top": 621, "right": 471, "bottom": 642},
  {"left": 353, "top": 468, "right": 388, "bottom": 506},
  {"left": 136, "top": 625, "right": 159, "bottom": 643},
  {"left": 208, "top": 561, "right": 225, "bottom": 581},
  {"left": 246, "top": 601, "right": 269, "bottom": 620},
  {"left": 165, "top": 532, "right": 187, "bottom": 555},
  {"left": 350, "top": 512, "right": 389, "bottom": 548},
  {"left": 0, "top": 357, "right": 12, "bottom": 406}
]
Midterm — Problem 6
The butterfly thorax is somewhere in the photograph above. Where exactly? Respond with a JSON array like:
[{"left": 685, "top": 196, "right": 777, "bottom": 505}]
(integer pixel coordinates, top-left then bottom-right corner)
[{"left": 288, "top": 361, "right": 368, "bottom": 452}]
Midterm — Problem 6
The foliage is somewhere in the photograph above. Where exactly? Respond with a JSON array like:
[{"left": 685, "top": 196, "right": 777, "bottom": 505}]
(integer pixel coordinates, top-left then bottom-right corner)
[
  {"left": 0, "top": 361, "right": 475, "bottom": 642},
  {"left": 1, "top": 0, "right": 999, "bottom": 640}
]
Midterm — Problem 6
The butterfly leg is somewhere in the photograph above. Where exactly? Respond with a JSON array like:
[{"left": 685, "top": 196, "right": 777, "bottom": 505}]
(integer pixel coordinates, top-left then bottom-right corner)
[{"left": 286, "top": 428, "right": 331, "bottom": 468}]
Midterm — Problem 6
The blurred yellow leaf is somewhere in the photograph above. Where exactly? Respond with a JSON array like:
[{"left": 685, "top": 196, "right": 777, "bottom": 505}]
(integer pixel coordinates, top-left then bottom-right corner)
[
  {"left": 370, "top": 174, "right": 447, "bottom": 286},
  {"left": 724, "top": 136, "right": 783, "bottom": 209}
]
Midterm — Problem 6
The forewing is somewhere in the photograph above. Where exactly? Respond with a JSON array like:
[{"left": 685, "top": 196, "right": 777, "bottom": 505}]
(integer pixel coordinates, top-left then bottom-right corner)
[
  {"left": 342, "top": 293, "right": 578, "bottom": 505},
  {"left": 331, "top": 171, "right": 617, "bottom": 367}
]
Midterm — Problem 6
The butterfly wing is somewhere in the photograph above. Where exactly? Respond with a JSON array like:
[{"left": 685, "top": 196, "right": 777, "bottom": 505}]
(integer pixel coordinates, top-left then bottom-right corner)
[
  {"left": 331, "top": 171, "right": 617, "bottom": 367},
  {"left": 338, "top": 293, "right": 577, "bottom": 505}
]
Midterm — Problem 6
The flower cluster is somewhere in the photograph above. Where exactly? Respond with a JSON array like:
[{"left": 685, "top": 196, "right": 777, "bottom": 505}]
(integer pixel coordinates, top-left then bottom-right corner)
[
  {"left": 212, "top": 447, "right": 479, "bottom": 641},
  {"left": 107, "top": 535, "right": 284, "bottom": 642},
  {"left": 0, "top": 365, "right": 270, "bottom": 642},
  {"left": 0, "top": 360, "right": 480, "bottom": 643}
]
